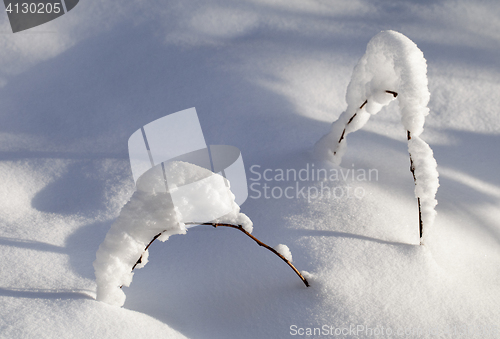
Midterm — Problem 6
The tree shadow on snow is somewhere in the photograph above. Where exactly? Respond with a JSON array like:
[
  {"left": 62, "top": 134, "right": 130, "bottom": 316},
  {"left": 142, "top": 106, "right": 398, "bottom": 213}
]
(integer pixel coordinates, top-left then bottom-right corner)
[
  {"left": 0, "top": 287, "right": 94, "bottom": 300},
  {"left": 290, "top": 229, "right": 410, "bottom": 247},
  {"left": 0, "top": 237, "right": 65, "bottom": 253},
  {"left": 0, "top": 219, "right": 111, "bottom": 282},
  {"left": 64, "top": 220, "right": 113, "bottom": 280},
  {"left": 31, "top": 161, "right": 107, "bottom": 216}
]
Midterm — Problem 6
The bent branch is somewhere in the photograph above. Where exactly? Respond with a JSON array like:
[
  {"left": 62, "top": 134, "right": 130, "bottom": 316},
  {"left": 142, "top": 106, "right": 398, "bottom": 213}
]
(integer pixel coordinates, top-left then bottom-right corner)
[{"left": 129, "top": 222, "right": 310, "bottom": 288}]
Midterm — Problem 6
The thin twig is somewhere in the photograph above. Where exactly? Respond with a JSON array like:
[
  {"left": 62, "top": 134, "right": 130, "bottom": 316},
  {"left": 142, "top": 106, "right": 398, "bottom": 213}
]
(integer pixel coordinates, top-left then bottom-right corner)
[
  {"left": 333, "top": 89, "right": 423, "bottom": 244},
  {"left": 131, "top": 232, "right": 162, "bottom": 271},
  {"left": 407, "top": 131, "right": 423, "bottom": 242},
  {"left": 335, "top": 100, "right": 367, "bottom": 150},
  {"left": 337, "top": 92, "right": 397, "bottom": 153},
  {"left": 385, "top": 90, "right": 398, "bottom": 97},
  {"left": 127, "top": 223, "right": 310, "bottom": 288},
  {"left": 186, "top": 222, "right": 310, "bottom": 287},
  {"left": 120, "top": 232, "right": 164, "bottom": 288}
]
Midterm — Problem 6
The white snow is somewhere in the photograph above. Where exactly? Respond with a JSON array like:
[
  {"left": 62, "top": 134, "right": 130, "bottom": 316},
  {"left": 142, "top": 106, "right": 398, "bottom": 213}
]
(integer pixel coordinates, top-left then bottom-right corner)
[
  {"left": 315, "top": 30, "right": 440, "bottom": 239},
  {"left": 274, "top": 244, "right": 293, "bottom": 262},
  {"left": 315, "top": 30, "right": 431, "bottom": 164},
  {"left": 94, "top": 161, "right": 253, "bottom": 306},
  {"left": 1, "top": 1, "right": 500, "bottom": 338},
  {"left": 93, "top": 188, "right": 186, "bottom": 306},
  {"left": 408, "top": 136, "right": 440, "bottom": 242}
]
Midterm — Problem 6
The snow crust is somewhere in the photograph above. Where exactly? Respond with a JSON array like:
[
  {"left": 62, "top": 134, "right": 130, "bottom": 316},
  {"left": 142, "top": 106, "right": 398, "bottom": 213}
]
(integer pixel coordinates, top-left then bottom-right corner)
[{"left": 94, "top": 161, "right": 252, "bottom": 306}]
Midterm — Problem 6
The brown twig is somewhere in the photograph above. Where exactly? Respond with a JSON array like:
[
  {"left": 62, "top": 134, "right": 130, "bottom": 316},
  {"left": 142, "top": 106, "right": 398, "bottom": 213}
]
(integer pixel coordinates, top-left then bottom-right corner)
[
  {"left": 335, "top": 100, "right": 366, "bottom": 150},
  {"left": 385, "top": 90, "right": 398, "bottom": 98},
  {"left": 186, "top": 222, "right": 309, "bottom": 287},
  {"left": 407, "top": 131, "right": 423, "bottom": 243},
  {"left": 131, "top": 232, "right": 162, "bottom": 271},
  {"left": 335, "top": 92, "right": 395, "bottom": 153},
  {"left": 333, "top": 89, "right": 423, "bottom": 244},
  {"left": 120, "top": 232, "right": 164, "bottom": 288},
  {"left": 127, "top": 223, "right": 310, "bottom": 288}
]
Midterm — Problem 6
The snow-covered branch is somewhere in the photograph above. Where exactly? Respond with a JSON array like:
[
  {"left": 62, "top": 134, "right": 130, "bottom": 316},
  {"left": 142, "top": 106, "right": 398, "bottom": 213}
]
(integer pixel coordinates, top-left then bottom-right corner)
[
  {"left": 314, "top": 30, "right": 439, "bottom": 244},
  {"left": 94, "top": 160, "right": 307, "bottom": 307},
  {"left": 185, "top": 222, "right": 309, "bottom": 287},
  {"left": 127, "top": 222, "right": 310, "bottom": 290}
]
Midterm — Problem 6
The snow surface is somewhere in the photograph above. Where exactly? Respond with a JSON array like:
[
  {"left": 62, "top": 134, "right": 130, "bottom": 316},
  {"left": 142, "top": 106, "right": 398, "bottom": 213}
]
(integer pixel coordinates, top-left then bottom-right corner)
[{"left": 1, "top": 0, "right": 500, "bottom": 338}]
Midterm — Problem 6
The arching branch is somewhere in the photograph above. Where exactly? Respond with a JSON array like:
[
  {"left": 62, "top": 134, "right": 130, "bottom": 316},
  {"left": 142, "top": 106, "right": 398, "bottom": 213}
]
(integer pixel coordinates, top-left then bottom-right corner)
[
  {"left": 129, "top": 222, "right": 310, "bottom": 288},
  {"left": 332, "top": 90, "right": 424, "bottom": 243}
]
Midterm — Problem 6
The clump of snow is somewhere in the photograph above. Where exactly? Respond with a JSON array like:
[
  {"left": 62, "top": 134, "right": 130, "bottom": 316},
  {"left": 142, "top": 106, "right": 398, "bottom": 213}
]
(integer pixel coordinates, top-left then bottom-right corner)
[
  {"left": 162, "top": 161, "right": 253, "bottom": 233},
  {"left": 94, "top": 161, "right": 252, "bottom": 306},
  {"left": 93, "top": 189, "right": 185, "bottom": 306},
  {"left": 314, "top": 30, "right": 430, "bottom": 164},
  {"left": 213, "top": 207, "right": 254, "bottom": 233},
  {"left": 300, "top": 270, "right": 313, "bottom": 281},
  {"left": 274, "top": 244, "right": 293, "bottom": 262},
  {"left": 314, "top": 30, "right": 439, "bottom": 236},
  {"left": 133, "top": 248, "right": 149, "bottom": 270},
  {"left": 408, "top": 136, "right": 439, "bottom": 242}
]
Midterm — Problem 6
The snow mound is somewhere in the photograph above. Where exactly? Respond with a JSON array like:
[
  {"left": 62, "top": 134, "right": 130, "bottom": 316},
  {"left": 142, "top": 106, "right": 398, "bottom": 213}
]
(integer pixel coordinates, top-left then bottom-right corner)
[{"left": 1, "top": 298, "right": 189, "bottom": 339}]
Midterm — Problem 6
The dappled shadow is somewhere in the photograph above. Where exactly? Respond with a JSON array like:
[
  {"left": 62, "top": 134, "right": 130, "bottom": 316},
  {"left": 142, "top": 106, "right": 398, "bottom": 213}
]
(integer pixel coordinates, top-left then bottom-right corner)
[
  {"left": 65, "top": 220, "right": 113, "bottom": 280},
  {"left": 432, "top": 130, "right": 500, "bottom": 187},
  {"left": 0, "top": 1, "right": 498, "bottom": 338},
  {"left": 0, "top": 237, "right": 65, "bottom": 254},
  {"left": 31, "top": 161, "right": 106, "bottom": 216},
  {"left": 333, "top": 127, "right": 500, "bottom": 244},
  {"left": 0, "top": 151, "right": 125, "bottom": 162},
  {"left": 0, "top": 219, "right": 111, "bottom": 281}
]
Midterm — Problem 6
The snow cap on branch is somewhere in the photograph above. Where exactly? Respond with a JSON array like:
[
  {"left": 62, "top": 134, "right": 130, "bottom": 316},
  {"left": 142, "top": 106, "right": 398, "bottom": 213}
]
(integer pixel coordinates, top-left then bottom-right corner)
[
  {"left": 274, "top": 244, "right": 293, "bottom": 262},
  {"left": 94, "top": 161, "right": 252, "bottom": 306},
  {"left": 408, "top": 136, "right": 439, "bottom": 240},
  {"left": 346, "top": 30, "right": 430, "bottom": 135},
  {"left": 314, "top": 30, "right": 439, "bottom": 242},
  {"left": 315, "top": 30, "right": 431, "bottom": 164}
]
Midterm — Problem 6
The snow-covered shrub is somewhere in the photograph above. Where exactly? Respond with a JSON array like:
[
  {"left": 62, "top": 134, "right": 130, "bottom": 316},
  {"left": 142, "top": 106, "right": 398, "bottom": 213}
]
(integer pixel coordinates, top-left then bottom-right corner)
[
  {"left": 94, "top": 161, "right": 307, "bottom": 307},
  {"left": 314, "top": 30, "right": 439, "bottom": 244},
  {"left": 93, "top": 161, "right": 252, "bottom": 306}
]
